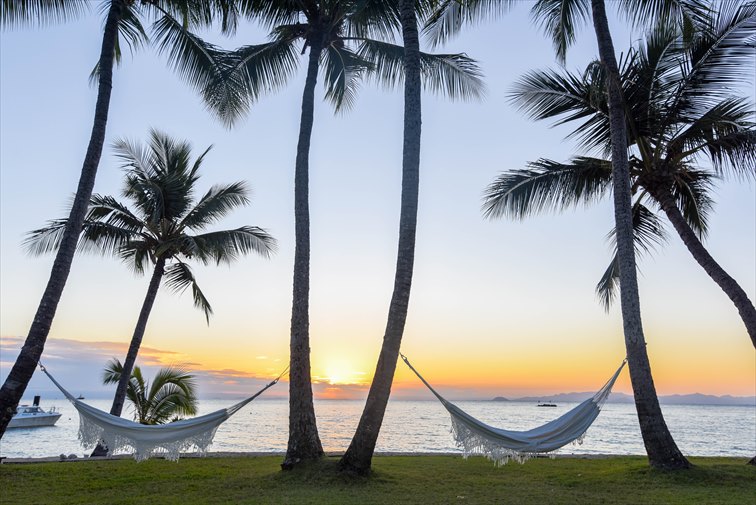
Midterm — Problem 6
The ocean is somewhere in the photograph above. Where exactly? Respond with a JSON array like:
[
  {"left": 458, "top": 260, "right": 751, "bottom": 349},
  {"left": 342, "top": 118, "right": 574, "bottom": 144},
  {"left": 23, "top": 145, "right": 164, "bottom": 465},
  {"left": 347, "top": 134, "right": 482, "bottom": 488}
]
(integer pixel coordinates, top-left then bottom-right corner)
[{"left": 2, "top": 398, "right": 754, "bottom": 459}]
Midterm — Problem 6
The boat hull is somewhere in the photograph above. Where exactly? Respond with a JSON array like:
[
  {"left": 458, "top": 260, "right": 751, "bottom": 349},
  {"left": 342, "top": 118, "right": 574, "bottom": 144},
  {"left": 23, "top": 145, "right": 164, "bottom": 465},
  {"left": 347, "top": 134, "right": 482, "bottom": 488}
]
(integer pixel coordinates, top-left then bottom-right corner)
[{"left": 7, "top": 412, "right": 62, "bottom": 429}]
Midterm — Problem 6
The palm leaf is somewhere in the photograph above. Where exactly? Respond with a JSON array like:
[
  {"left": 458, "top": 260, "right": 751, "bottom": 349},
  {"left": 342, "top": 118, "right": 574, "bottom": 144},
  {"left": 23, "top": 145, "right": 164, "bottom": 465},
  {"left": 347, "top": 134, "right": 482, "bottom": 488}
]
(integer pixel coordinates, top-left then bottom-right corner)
[
  {"left": 482, "top": 157, "right": 613, "bottom": 219},
  {"left": 597, "top": 199, "right": 668, "bottom": 310},
  {"left": 1, "top": 0, "right": 89, "bottom": 28},
  {"left": 358, "top": 39, "right": 485, "bottom": 100},
  {"left": 151, "top": 12, "right": 240, "bottom": 125},
  {"left": 181, "top": 227, "right": 277, "bottom": 269},
  {"left": 674, "top": 1, "right": 756, "bottom": 113},
  {"left": 214, "top": 37, "right": 301, "bottom": 126},
  {"left": 321, "top": 42, "right": 373, "bottom": 112},
  {"left": 530, "top": 0, "right": 591, "bottom": 64},
  {"left": 669, "top": 167, "right": 716, "bottom": 239},
  {"left": 423, "top": 0, "right": 515, "bottom": 47},
  {"left": 180, "top": 182, "right": 251, "bottom": 230},
  {"left": 163, "top": 260, "right": 213, "bottom": 322}
]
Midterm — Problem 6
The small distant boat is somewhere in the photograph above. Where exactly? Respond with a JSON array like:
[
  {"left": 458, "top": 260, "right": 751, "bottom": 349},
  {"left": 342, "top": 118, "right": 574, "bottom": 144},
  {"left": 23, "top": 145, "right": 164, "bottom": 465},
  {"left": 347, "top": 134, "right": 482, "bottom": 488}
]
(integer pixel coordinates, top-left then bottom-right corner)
[
  {"left": 537, "top": 402, "right": 557, "bottom": 407},
  {"left": 7, "top": 396, "right": 62, "bottom": 429},
  {"left": 77, "top": 395, "right": 85, "bottom": 400}
]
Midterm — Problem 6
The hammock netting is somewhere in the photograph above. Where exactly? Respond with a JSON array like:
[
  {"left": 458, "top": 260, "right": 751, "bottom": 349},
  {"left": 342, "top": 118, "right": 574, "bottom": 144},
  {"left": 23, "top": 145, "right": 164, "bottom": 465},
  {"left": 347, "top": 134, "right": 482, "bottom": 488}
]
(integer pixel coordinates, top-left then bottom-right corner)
[
  {"left": 401, "top": 355, "right": 626, "bottom": 465},
  {"left": 40, "top": 365, "right": 281, "bottom": 462}
]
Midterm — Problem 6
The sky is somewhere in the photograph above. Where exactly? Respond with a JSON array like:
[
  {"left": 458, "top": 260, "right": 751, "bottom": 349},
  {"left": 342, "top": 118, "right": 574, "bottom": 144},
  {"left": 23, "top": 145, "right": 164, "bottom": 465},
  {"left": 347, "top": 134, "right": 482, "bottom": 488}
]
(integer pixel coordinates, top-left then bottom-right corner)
[{"left": 1, "top": 3, "right": 754, "bottom": 402}]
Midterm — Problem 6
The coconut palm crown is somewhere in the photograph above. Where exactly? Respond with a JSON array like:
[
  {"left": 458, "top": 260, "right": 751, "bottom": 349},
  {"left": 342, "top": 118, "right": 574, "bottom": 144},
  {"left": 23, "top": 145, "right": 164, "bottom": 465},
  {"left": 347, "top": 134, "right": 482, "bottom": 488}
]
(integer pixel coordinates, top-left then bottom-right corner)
[
  {"left": 26, "top": 129, "right": 277, "bottom": 322},
  {"left": 483, "top": 4, "right": 756, "bottom": 343},
  {"left": 102, "top": 358, "right": 198, "bottom": 425}
]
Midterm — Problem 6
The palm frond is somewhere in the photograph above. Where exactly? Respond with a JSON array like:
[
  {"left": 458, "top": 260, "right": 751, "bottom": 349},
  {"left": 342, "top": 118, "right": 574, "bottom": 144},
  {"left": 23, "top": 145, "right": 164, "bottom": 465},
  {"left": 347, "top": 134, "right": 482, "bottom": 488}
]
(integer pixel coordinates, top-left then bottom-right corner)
[
  {"left": 236, "top": 0, "right": 302, "bottom": 31},
  {"left": 180, "top": 182, "right": 251, "bottom": 230},
  {"left": 422, "top": 0, "right": 515, "bottom": 47},
  {"left": 151, "top": 12, "right": 242, "bottom": 126},
  {"left": 420, "top": 51, "right": 486, "bottom": 101},
  {"left": 677, "top": 1, "right": 756, "bottom": 110},
  {"left": 509, "top": 63, "right": 608, "bottom": 133},
  {"left": 668, "top": 98, "right": 756, "bottom": 176},
  {"left": 344, "top": 0, "right": 399, "bottom": 41},
  {"left": 1, "top": 0, "right": 89, "bottom": 28},
  {"left": 596, "top": 254, "right": 621, "bottom": 312},
  {"left": 145, "top": 366, "right": 198, "bottom": 423},
  {"left": 358, "top": 39, "right": 486, "bottom": 100},
  {"left": 101, "top": 358, "right": 124, "bottom": 385},
  {"left": 669, "top": 167, "right": 716, "bottom": 238},
  {"left": 598, "top": 200, "right": 668, "bottom": 310},
  {"left": 163, "top": 261, "right": 213, "bottom": 322},
  {"left": 117, "top": 4, "right": 149, "bottom": 55},
  {"left": 618, "top": 0, "right": 712, "bottom": 30},
  {"left": 482, "top": 157, "right": 613, "bottom": 219},
  {"left": 321, "top": 42, "right": 372, "bottom": 112},
  {"left": 530, "top": 0, "right": 591, "bottom": 63},
  {"left": 187, "top": 226, "right": 277, "bottom": 264},
  {"left": 214, "top": 37, "right": 301, "bottom": 126},
  {"left": 24, "top": 218, "right": 70, "bottom": 256}
]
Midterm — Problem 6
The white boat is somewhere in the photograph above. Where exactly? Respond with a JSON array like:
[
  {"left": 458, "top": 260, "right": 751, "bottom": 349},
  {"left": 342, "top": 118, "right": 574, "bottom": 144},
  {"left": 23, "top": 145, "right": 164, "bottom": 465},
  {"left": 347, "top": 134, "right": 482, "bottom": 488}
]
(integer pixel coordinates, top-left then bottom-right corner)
[{"left": 8, "top": 396, "right": 61, "bottom": 428}]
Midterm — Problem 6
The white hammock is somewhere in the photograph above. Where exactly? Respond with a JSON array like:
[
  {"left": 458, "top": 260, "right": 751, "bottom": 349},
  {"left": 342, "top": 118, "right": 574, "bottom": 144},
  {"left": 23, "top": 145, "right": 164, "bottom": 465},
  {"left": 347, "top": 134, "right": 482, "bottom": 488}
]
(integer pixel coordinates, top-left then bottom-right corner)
[
  {"left": 400, "top": 354, "right": 626, "bottom": 465},
  {"left": 40, "top": 364, "right": 284, "bottom": 462}
]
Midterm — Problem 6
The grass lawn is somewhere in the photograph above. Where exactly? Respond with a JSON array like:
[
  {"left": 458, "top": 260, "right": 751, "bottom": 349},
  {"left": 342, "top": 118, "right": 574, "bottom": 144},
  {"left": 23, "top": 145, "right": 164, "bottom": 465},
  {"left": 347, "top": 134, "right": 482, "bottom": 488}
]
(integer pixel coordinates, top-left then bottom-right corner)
[{"left": 1, "top": 455, "right": 754, "bottom": 504}]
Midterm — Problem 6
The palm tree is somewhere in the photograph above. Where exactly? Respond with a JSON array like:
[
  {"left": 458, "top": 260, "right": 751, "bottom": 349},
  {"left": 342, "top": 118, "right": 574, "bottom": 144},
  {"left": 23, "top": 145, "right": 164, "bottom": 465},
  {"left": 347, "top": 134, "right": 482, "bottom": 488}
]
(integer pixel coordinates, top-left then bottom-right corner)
[
  {"left": 0, "top": 0, "right": 240, "bottom": 438},
  {"left": 201, "top": 0, "right": 483, "bottom": 468},
  {"left": 25, "top": 129, "right": 276, "bottom": 433},
  {"left": 513, "top": 0, "right": 706, "bottom": 469},
  {"left": 396, "top": 0, "right": 695, "bottom": 470},
  {"left": 337, "top": 0, "right": 487, "bottom": 475},
  {"left": 102, "top": 359, "right": 198, "bottom": 425},
  {"left": 486, "top": 6, "right": 756, "bottom": 346}
]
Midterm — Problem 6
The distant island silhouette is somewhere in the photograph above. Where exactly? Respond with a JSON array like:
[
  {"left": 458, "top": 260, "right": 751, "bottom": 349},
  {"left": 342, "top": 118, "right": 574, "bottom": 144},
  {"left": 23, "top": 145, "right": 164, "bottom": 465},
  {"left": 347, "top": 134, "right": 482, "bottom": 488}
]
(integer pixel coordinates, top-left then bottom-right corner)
[{"left": 493, "top": 392, "right": 756, "bottom": 406}]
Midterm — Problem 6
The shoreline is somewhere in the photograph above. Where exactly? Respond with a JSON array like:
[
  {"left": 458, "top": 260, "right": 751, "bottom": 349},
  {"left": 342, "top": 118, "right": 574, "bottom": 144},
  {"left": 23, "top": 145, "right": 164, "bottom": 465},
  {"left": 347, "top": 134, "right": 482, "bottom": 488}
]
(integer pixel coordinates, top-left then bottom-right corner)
[{"left": 2, "top": 451, "right": 743, "bottom": 465}]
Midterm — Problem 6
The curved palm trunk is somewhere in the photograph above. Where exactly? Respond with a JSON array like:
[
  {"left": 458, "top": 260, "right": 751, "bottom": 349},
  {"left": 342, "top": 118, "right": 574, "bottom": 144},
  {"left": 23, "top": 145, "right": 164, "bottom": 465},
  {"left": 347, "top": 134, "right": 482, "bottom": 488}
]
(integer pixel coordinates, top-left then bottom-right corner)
[
  {"left": 110, "top": 257, "right": 166, "bottom": 417},
  {"left": 91, "top": 257, "right": 166, "bottom": 456},
  {"left": 282, "top": 36, "right": 325, "bottom": 469},
  {"left": 339, "top": 0, "right": 421, "bottom": 476},
  {"left": 591, "top": 0, "right": 689, "bottom": 470},
  {"left": 0, "top": 0, "right": 124, "bottom": 439},
  {"left": 652, "top": 188, "right": 756, "bottom": 348}
]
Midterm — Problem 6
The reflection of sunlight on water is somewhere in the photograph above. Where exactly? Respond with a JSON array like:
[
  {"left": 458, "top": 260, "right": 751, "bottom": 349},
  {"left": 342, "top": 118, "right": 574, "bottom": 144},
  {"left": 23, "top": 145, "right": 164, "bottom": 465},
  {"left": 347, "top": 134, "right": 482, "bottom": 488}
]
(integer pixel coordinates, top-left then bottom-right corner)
[{"left": 2, "top": 399, "right": 754, "bottom": 459}]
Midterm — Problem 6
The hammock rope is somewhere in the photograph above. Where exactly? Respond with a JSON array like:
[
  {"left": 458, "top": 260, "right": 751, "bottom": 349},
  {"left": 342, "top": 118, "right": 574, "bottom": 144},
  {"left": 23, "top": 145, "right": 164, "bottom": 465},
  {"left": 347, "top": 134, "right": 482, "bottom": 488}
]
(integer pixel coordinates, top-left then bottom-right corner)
[
  {"left": 400, "top": 354, "right": 626, "bottom": 465},
  {"left": 39, "top": 363, "right": 287, "bottom": 462}
]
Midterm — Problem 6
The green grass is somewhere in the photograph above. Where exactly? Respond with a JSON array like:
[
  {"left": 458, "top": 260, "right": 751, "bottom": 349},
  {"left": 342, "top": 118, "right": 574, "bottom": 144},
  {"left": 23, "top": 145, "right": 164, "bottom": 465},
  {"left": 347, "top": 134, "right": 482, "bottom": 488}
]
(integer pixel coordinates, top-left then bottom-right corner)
[{"left": 1, "top": 455, "right": 754, "bottom": 504}]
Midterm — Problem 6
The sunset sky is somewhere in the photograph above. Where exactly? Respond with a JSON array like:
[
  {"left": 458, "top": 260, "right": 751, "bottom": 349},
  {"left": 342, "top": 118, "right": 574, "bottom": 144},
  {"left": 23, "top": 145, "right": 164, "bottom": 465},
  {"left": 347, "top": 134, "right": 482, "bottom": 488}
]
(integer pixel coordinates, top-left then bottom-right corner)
[{"left": 1, "top": 4, "right": 754, "bottom": 401}]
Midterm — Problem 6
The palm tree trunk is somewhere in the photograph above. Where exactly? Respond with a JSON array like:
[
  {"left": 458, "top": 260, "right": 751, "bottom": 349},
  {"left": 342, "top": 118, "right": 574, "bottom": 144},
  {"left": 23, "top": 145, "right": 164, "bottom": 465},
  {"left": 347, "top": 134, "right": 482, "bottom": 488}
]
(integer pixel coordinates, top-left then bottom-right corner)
[
  {"left": 590, "top": 0, "right": 690, "bottom": 470},
  {"left": 339, "top": 0, "right": 421, "bottom": 476},
  {"left": 652, "top": 188, "right": 756, "bottom": 348},
  {"left": 0, "top": 0, "right": 124, "bottom": 439},
  {"left": 282, "top": 34, "right": 325, "bottom": 469},
  {"left": 110, "top": 257, "right": 166, "bottom": 417},
  {"left": 91, "top": 256, "right": 166, "bottom": 456}
]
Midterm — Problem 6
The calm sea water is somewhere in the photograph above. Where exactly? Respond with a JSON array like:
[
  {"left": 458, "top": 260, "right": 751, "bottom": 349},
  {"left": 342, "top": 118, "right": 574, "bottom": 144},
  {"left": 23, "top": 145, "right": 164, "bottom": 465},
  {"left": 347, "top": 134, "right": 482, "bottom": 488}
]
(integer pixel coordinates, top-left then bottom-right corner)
[{"left": 2, "top": 398, "right": 754, "bottom": 459}]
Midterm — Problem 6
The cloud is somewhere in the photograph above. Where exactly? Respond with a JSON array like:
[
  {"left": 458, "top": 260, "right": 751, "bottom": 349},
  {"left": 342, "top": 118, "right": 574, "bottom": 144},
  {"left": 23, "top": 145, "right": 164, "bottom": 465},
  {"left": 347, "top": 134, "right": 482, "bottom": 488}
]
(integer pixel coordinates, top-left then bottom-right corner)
[{"left": 0, "top": 336, "right": 286, "bottom": 400}]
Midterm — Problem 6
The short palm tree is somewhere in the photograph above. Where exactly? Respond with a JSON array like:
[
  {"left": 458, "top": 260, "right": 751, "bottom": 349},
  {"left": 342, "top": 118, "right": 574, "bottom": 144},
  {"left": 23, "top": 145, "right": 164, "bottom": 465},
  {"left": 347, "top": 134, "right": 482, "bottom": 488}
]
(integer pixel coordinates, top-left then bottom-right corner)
[
  {"left": 201, "top": 0, "right": 484, "bottom": 468},
  {"left": 0, "top": 0, "right": 240, "bottom": 437},
  {"left": 102, "top": 359, "right": 198, "bottom": 425},
  {"left": 485, "top": 5, "right": 756, "bottom": 343},
  {"left": 25, "top": 129, "right": 276, "bottom": 429}
]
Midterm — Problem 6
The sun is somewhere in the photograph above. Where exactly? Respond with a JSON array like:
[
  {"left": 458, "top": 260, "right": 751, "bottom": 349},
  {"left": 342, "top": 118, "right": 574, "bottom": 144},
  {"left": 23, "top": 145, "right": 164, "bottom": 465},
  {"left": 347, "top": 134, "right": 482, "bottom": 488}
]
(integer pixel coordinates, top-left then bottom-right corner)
[{"left": 321, "top": 361, "right": 367, "bottom": 385}]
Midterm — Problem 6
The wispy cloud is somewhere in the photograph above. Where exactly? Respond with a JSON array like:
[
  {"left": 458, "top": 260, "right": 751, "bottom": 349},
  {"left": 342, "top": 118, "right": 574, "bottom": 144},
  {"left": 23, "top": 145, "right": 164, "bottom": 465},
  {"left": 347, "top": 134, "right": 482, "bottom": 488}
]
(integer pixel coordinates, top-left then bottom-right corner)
[{"left": 0, "top": 336, "right": 287, "bottom": 400}]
